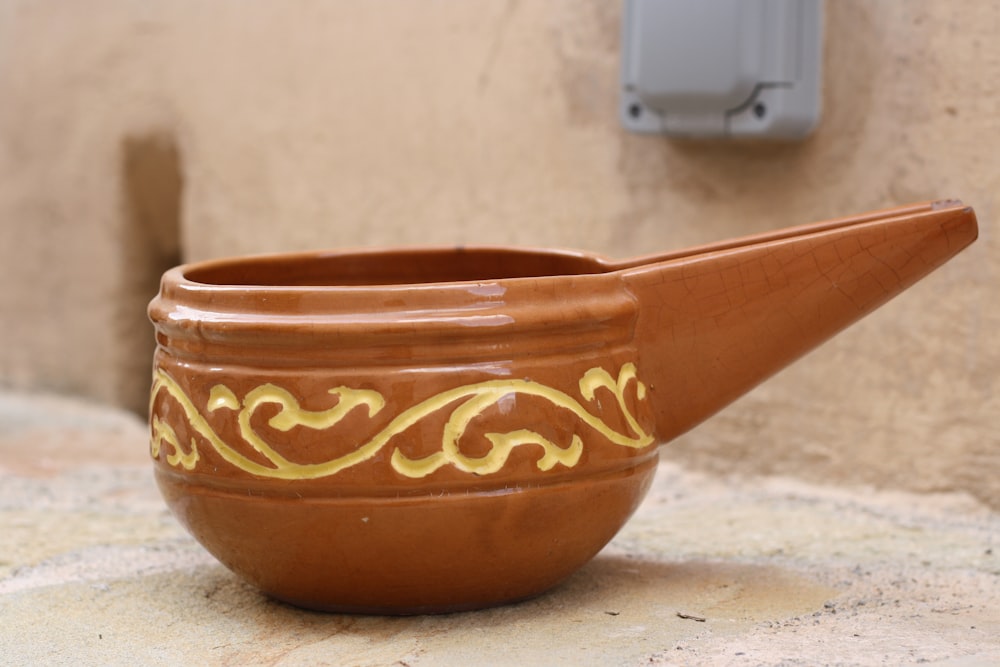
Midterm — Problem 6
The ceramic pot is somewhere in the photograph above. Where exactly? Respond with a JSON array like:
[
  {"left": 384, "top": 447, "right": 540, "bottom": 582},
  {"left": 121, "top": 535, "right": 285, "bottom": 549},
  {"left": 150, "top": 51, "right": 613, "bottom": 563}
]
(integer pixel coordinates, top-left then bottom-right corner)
[{"left": 148, "top": 200, "right": 977, "bottom": 614}]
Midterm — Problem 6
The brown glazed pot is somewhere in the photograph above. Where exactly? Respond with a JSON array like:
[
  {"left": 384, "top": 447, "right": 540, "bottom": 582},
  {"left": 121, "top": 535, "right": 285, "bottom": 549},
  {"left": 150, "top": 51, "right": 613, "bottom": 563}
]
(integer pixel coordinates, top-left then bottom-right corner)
[{"left": 148, "top": 200, "right": 977, "bottom": 614}]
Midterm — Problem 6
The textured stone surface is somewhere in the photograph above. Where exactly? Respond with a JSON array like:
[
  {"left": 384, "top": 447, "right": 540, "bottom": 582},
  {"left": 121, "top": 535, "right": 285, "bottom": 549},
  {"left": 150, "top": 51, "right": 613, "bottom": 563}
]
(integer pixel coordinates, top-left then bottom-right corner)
[
  {"left": 0, "top": 2, "right": 996, "bottom": 506},
  {"left": 2, "top": 392, "right": 998, "bottom": 665}
]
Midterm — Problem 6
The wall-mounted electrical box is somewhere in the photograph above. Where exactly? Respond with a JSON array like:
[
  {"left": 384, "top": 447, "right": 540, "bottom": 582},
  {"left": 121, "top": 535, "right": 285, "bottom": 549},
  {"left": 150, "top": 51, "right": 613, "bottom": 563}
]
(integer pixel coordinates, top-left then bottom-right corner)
[{"left": 621, "top": 0, "right": 823, "bottom": 139}]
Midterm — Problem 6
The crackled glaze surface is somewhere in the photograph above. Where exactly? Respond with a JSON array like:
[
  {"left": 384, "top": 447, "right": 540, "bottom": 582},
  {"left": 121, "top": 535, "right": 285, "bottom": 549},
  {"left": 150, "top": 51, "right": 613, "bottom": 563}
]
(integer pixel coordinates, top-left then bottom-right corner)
[{"left": 148, "top": 200, "right": 977, "bottom": 613}]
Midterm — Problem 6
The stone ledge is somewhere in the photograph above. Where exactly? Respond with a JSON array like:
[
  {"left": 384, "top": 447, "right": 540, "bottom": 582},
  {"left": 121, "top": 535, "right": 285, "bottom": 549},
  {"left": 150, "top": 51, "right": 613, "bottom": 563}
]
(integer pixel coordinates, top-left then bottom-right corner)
[{"left": 1, "top": 391, "right": 997, "bottom": 665}]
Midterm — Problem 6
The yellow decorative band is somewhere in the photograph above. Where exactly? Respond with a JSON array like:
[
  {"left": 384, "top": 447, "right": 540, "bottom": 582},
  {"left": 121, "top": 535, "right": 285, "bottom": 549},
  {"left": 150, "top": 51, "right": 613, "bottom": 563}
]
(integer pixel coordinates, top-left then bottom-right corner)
[{"left": 149, "top": 364, "right": 654, "bottom": 480}]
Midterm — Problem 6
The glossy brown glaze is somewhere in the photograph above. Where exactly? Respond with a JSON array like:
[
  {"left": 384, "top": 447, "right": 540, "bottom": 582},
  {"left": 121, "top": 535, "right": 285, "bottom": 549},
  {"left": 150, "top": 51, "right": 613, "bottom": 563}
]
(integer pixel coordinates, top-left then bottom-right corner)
[{"left": 148, "top": 200, "right": 977, "bottom": 614}]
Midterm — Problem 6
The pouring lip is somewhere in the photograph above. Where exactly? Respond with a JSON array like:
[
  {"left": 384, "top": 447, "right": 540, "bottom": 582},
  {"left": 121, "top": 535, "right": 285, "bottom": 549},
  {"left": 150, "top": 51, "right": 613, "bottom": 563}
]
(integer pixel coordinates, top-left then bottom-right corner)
[{"left": 607, "top": 199, "right": 973, "bottom": 272}]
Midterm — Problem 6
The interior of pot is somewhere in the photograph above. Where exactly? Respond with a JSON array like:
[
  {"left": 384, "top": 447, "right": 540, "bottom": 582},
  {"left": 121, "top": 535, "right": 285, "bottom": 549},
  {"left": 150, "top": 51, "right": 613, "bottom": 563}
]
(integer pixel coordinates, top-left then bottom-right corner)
[{"left": 183, "top": 247, "right": 609, "bottom": 287}]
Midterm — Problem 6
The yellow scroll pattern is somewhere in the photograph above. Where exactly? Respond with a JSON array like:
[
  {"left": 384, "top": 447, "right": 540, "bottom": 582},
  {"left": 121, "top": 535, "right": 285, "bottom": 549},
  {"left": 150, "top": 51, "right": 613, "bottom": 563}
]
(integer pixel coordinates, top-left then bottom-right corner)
[{"left": 149, "top": 364, "right": 654, "bottom": 480}]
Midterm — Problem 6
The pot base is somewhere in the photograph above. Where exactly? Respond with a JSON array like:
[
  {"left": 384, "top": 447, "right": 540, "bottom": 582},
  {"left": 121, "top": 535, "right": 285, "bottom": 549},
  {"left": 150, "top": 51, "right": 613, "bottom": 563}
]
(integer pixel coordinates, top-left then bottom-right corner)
[{"left": 156, "top": 456, "right": 658, "bottom": 614}]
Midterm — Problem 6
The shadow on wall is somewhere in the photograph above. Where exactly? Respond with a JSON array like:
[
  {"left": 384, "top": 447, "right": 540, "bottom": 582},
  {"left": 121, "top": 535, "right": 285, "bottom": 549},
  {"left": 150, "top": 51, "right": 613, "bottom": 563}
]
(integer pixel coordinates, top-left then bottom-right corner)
[{"left": 119, "top": 133, "right": 183, "bottom": 415}]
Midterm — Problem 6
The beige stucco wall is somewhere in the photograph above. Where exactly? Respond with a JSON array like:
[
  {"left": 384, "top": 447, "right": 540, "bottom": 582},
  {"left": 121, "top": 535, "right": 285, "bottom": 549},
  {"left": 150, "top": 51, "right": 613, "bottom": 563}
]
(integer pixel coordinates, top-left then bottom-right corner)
[{"left": 1, "top": 2, "right": 996, "bottom": 506}]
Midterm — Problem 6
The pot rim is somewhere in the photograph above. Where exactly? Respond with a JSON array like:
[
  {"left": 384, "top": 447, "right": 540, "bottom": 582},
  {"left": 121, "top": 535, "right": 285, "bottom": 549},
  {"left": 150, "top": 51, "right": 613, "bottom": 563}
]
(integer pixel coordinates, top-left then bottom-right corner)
[
  {"left": 149, "top": 246, "right": 638, "bottom": 362},
  {"left": 177, "top": 245, "right": 615, "bottom": 289}
]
